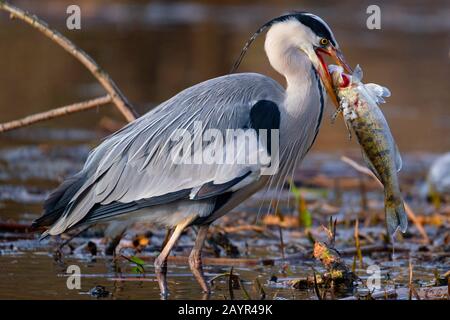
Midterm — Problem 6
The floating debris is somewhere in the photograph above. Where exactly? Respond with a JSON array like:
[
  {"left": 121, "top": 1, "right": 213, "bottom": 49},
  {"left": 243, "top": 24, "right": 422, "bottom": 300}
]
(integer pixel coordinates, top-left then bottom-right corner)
[{"left": 89, "top": 285, "right": 110, "bottom": 298}]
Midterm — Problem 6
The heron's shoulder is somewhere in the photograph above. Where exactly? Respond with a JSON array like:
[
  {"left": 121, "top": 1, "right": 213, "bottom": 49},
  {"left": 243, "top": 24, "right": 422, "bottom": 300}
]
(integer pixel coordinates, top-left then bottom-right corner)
[
  {"left": 201, "top": 72, "right": 283, "bottom": 90},
  {"left": 175, "top": 72, "right": 284, "bottom": 99},
  {"left": 103, "top": 73, "right": 283, "bottom": 143}
]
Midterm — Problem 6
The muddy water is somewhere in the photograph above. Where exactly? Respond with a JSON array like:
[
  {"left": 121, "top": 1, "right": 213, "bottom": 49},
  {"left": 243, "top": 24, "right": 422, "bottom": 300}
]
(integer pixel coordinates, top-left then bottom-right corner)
[
  {"left": 0, "top": 0, "right": 449, "bottom": 299},
  {"left": 0, "top": 246, "right": 312, "bottom": 300},
  {"left": 0, "top": 139, "right": 445, "bottom": 299},
  {"left": 0, "top": 236, "right": 443, "bottom": 300}
]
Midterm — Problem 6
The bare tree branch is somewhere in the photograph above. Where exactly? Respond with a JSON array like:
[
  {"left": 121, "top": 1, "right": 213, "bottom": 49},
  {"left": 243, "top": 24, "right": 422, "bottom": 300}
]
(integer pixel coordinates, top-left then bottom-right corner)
[
  {"left": 0, "top": 95, "right": 112, "bottom": 132},
  {"left": 0, "top": 0, "right": 138, "bottom": 123}
]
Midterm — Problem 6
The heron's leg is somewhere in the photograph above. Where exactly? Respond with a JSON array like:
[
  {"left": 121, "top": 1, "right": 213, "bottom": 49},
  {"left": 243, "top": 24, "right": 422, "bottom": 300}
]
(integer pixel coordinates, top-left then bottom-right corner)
[
  {"left": 189, "top": 224, "right": 210, "bottom": 293},
  {"left": 105, "top": 233, "right": 124, "bottom": 256},
  {"left": 154, "top": 219, "right": 192, "bottom": 297},
  {"left": 158, "top": 228, "right": 173, "bottom": 278},
  {"left": 104, "top": 221, "right": 128, "bottom": 256}
]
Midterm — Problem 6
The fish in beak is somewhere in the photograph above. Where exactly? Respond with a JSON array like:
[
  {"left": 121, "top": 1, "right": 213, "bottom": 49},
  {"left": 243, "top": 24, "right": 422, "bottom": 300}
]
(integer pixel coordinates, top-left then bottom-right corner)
[{"left": 315, "top": 45, "right": 352, "bottom": 108}]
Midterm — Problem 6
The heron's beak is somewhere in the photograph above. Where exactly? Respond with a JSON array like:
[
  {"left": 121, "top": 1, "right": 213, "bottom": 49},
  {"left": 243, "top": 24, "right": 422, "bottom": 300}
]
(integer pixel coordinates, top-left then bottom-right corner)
[{"left": 315, "top": 45, "right": 352, "bottom": 108}]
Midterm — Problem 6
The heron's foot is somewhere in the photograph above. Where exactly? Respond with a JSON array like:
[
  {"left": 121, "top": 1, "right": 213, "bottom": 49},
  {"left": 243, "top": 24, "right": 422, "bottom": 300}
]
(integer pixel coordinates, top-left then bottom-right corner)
[
  {"left": 154, "top": 257, "right": 169, "bottom": 297},
  {"left": 189, "top": 252, "right": 210, "bottom": 294}
]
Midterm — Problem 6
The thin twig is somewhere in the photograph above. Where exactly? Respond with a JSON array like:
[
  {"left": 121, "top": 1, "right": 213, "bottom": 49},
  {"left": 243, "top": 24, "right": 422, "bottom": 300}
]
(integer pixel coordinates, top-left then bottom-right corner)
[
  {"left": 0, "top": 95, "right": 111, "bottom": 132},
  {"left": 0, "top": 1, "right": 138, "bottom": 123},
  {"left": 341, "top": 156, "right": 430, "bottom": 244}
]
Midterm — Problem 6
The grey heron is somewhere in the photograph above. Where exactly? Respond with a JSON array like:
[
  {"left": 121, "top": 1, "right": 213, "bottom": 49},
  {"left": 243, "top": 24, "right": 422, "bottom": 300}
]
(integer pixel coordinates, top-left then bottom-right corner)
[{"left": 32, "top": 12, "right": 351, "bottom": 296}]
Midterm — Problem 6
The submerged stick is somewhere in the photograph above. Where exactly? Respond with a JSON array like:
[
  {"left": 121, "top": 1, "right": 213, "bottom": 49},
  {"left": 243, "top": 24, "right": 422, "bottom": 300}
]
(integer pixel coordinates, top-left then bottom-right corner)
[
  {"left": 341, "top": 156, "right": 430, "bottom": 244},
  {"left": 0, "top": 1, "right": 138, "bottom": 123},
  {"left": 0, "top": 221, "right": 32, "bottom": 233},
  {"left": 0, "top": 96, "right": 111, "bottom": 132}
]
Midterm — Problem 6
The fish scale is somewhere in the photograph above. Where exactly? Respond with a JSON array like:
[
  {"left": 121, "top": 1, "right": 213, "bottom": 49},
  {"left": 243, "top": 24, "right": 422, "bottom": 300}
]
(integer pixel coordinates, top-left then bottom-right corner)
[{"left": 329, "top": 64, "right": 408, "bottom": 237}]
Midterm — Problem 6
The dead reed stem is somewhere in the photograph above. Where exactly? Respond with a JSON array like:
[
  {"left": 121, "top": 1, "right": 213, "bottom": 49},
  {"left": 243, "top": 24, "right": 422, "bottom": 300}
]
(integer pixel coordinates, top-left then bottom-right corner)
[{"left": 354, "top": 219, "right": 363, "bottom": 269}]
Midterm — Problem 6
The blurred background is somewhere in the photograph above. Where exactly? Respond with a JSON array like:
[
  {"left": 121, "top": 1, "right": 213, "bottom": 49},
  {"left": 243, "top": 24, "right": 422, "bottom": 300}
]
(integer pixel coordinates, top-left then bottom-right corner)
[
  {"left": 0, "top": 0, "right": 449, "bottom": 152},
  {"left": 0, "top": 0, "right": 449, "bottom": 300}
]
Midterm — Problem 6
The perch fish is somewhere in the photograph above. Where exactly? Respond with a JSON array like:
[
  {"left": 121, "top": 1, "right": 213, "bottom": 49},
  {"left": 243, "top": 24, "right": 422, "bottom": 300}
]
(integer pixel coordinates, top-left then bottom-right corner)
[{"left": 329, "top": 64, "right": 407, "bottom": 236}]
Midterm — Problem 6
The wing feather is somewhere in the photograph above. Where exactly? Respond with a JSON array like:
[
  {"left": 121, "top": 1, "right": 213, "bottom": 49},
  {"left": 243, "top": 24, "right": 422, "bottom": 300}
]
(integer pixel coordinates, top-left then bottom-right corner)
[{"left": 43, "top": 73, "right": 284, "bottom": 234}]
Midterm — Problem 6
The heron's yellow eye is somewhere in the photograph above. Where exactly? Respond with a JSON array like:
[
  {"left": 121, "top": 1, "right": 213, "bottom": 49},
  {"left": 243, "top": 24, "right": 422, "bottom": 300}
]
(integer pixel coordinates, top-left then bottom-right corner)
[{"left": 320, "top": 38, "right": 329, "bottom": 46}]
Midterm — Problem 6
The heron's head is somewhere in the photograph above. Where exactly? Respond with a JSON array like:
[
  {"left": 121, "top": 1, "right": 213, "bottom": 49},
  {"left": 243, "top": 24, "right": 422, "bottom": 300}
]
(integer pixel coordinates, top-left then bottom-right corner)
[{"left": 232, "top": 12, "right": 351, "bottom": 107}]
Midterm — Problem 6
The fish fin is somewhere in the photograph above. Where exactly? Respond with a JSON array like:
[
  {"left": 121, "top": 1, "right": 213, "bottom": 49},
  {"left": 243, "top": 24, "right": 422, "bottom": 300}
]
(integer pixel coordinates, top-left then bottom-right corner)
[
  {"left": 394, "top": 143, "right": 403, "bottom": 172},
  {"left": 365, "top": 83, "right": 391, "bottom": 104},
  {"left": 385, "top": 198, "right": 408, "bottom": 237},
  {"left": 352, "top": 64, "right": 363, "bottom": 83},
  {"left": 361, "top": 151, "right": 381, "bottom": 181}
]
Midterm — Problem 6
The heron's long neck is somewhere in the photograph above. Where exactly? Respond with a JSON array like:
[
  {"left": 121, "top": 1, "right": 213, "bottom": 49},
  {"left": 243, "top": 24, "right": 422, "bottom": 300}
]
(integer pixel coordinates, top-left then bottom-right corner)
[
  {"left": 265, "top": 40, "right": 322, "bottom": 135},
  {"left": 280, "top": 59, "right": 323, "bottom": 151},
  {"left": 262, "top": 21, "right": 325, "bottom": 186},
  {"left": 264, "top": 29, "right": 325, "bottom": 179},
  {"left": 284, "top": 62, "right": 317, "bottom": 118},
  {"left": 265, "top": 66, "right": 323, "bottom": 189}
]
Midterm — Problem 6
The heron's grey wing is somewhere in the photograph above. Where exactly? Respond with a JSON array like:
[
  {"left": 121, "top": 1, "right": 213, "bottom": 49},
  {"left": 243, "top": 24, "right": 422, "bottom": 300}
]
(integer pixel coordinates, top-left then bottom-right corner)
[{"left": 44, "top": 73, "right": 284, "bottom": 235}]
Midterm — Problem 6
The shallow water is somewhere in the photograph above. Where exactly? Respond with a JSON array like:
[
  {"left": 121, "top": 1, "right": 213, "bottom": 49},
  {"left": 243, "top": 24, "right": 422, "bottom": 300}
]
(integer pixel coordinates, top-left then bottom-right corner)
[
  {"left": 0, "top": 129, "right": 447, "bottom": 299},
  {"left": 0, "top": 233, "right": 445, "bottom": 300},
  {"left": 0, "top": 249, "right": 311, "bottom": 300}
]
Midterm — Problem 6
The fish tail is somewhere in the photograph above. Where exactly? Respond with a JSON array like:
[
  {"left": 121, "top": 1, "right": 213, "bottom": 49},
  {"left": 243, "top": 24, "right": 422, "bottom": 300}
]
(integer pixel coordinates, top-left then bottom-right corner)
[{"left": 385, "top": 196, "right": 408, "bottom": 237}]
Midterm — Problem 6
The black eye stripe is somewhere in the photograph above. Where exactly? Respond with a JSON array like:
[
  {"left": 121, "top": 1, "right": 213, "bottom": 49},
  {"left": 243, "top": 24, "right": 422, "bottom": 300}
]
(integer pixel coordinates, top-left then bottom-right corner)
[
  {"left": 294, "top": 13, "right": 336, "bottom": 46},
  {"left": 262, "top": 12, "right": 336, "bottom": 46},
  {"left": 231, "top": 12, "right": 336, "bottom": 73}
]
